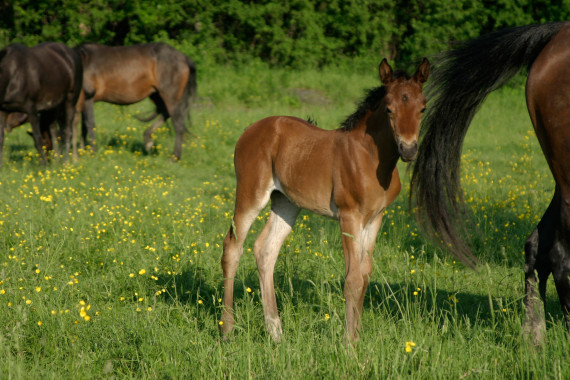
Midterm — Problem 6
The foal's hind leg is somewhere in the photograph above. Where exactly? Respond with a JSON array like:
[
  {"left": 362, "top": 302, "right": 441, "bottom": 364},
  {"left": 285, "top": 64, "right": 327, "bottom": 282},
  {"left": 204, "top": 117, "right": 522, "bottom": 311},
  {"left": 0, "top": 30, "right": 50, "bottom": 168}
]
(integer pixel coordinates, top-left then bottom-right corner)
[
  {"left": 254, "top": 192, "right": 299, "bottom": 342},
  {"left": 220, "top": 183, "right": 273, "bottom": 339}
]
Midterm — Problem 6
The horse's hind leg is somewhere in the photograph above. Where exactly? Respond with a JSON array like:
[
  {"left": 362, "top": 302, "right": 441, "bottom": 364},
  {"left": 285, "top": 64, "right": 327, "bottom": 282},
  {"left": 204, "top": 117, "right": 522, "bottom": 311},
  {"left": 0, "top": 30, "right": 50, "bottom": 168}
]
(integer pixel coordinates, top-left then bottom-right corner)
[
  {"left": 30, "top": 111, "right": 49, "bottom": 165},
  {"left": 143, "top": 114, "right": 166, "bottom": 153},
  {"left": 170, "top": 108, "right": 186, "bottom": 161},
  {"left": 523, "top": 196, "right": 557, "bottom": 345},
  {"left": 143, "top": 93, "right": 168, "bottom": 155},
  {"left": 59, "top": 100, "right": 76, "bottom": 160},
  {"left": 552, "top": 195, "right": 570, "bottom": 331},
  {"left": 220, "top": 181, "right": 273, "bottom": 339},
  {"left": 82, "top": 98, "right": 97, "bottom": 152},
  {"left": 254, "top": 192, "right": 299, "bottom": 342},
  {"left": 523, "top": 228, "right": 549, "bottom": 345},
  {"left": 159, "top": 91, "right": 188, "bottom": 161}
]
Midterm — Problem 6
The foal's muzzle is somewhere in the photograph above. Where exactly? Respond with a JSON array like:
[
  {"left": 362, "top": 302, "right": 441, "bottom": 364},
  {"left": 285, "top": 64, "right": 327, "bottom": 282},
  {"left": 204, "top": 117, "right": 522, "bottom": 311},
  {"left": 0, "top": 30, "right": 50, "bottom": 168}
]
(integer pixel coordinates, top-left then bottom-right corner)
[{"left": 398, "top": 140, "right": 418, "bottom": 162}]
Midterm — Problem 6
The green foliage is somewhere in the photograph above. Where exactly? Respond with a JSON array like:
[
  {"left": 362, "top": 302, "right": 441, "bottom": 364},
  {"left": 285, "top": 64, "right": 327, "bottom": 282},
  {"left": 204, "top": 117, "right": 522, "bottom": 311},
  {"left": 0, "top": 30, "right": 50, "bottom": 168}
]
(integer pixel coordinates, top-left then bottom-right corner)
[{"left": 1, "top": 0, "right": 568, "bottom": 68}]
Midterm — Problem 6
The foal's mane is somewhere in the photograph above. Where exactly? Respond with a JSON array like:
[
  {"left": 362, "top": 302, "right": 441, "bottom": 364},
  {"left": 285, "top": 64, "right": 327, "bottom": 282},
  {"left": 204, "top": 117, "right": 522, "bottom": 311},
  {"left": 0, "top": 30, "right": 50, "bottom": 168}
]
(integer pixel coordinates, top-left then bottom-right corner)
[{"left": 340, "top": 71, "right": 410, "bottom": 131}]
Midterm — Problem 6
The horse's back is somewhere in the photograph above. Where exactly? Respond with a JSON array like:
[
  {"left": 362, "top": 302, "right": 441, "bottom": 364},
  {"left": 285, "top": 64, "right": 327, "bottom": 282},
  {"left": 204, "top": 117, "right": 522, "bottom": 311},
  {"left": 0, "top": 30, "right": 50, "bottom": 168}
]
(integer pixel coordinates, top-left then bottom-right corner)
[
  {"left": 79, "top": 42, "right": 189, "bottom": 104},
  {"left": 235, "top": 116, "right": 329, "bottom": 164},
  {"left": 235, "top": 116, "right": 338, "bottom": 215},
  {"left": 0, "top": 42, "right": 80, "bottom": 112}
]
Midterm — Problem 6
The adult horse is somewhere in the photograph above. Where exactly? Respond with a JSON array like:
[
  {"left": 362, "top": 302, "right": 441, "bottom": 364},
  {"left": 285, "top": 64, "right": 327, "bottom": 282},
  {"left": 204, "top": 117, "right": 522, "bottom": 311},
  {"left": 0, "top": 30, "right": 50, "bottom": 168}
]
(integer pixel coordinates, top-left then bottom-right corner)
[
  {"left": 0, "top": 42, "right": 82, "bottom": 165},
  {"left": 410, "top": 22, "right": 570, "bottom": 344},
  {"left": 221, "top": 58, "right": 430, "bottom": 342},
  {"left": 76, "top": 43, "right": 197, "bottom": 160}
]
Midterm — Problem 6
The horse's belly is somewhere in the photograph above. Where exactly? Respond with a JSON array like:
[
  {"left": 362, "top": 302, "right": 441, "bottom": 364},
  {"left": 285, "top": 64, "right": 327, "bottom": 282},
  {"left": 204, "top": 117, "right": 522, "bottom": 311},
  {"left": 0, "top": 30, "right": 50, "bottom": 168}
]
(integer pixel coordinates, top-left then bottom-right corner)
[{"left": 274, "top": 176, "right": 338, "bottom": 218}]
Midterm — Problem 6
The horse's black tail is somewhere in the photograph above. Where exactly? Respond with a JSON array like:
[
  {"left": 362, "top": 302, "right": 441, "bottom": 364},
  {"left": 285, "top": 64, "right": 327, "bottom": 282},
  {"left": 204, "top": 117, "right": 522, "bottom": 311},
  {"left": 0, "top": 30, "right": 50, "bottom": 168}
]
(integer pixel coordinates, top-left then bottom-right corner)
[
  {"left": 410, "top": 22, "right": 567, "bottom": 269},
  {"left": 175, "top": 56, "right": 197, "bottom": 135},
  {"left": 186, "top": 56, "right": 197, "bottom": 101}
]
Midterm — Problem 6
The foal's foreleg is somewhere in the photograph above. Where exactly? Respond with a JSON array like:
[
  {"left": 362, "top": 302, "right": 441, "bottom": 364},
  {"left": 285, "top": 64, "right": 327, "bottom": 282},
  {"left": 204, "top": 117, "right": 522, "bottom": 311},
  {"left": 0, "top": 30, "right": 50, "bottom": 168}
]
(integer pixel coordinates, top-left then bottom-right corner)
[
  {"left": 254, "top": 192, "right": 298, "bottom": 342},
  {"left": 340, "top": 212, "right": 368, "bottom": 342},
  {"left": 354, "top": 214, "right": 383, "bottom": 333}
]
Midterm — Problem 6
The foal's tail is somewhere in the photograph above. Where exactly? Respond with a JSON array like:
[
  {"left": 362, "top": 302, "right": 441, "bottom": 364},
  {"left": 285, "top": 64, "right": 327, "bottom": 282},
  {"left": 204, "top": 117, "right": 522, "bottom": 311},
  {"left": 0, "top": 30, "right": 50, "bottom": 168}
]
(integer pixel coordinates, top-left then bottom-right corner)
[{"left": 410, "top": 22, "right": 567, "bottom": 268}]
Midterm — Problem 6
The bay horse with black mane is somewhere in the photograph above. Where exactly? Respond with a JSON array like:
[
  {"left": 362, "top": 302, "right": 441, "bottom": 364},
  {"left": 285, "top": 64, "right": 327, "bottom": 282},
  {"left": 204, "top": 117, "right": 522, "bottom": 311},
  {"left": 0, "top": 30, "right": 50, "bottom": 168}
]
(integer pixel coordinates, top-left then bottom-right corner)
[
  {"left": 221, "top": 58, "right": 430, "bottom": 342},
  {"left": 76, "top": 43, "right": 197, "bottom": 160},
  {"left": 0, "top": 42, "right": 82, "bottom": 165},
  {"left": 410, "top": 22, "right": 570, "bottom": 345}
]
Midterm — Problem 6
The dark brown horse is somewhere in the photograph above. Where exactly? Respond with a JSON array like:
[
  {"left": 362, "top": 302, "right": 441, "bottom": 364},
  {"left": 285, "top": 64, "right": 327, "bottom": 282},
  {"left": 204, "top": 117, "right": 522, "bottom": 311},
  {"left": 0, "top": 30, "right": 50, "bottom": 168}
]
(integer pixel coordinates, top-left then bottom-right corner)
[
  {"left": 410, "top": 22, "right": 570, "bottom": 345},
  {"left": 221, "top": 58, "right": 430, "bottom": 342},
  {"left": 0, "top": 42, "right": 82, "bottom": 165},
  {"left": 76, "top": 43, "right": 197, "bottom": 160}
]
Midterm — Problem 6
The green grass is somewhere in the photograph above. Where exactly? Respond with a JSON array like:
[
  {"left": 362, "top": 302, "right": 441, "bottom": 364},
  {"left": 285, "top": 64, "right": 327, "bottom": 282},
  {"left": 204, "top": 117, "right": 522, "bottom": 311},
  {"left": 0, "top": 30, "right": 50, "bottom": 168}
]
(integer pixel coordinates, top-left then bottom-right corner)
[{"left": 0, "top": 63, "right": 568, "bottom": 379}]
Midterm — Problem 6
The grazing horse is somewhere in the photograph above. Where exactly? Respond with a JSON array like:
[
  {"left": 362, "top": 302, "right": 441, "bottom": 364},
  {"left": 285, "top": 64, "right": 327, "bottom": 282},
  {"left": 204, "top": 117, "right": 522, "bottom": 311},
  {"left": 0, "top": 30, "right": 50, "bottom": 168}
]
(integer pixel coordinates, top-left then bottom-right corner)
[
  {"left": 5, "top": 112, "right": 28, "bottom": 132},
  {"left": 410, "top": 22, "right": 570, "bottom": 344},
  {"left": 0, "top": 42, "right": 83, "bottom": 165},
  {"left": 221, "top": 58, "right": 430, "bottom": 342},
  {"left": 76, "top": 43, "right": 197, "bottom": 160},
  {"left": 4, "top": 112, "right": 53, "bottom": 151}
]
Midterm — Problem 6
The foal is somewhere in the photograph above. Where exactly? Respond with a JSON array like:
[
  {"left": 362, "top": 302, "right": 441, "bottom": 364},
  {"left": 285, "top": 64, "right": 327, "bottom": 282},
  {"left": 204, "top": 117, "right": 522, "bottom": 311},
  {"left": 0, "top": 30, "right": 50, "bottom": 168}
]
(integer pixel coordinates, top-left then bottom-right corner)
[{"left": 221, "top": 58, "right": 429, "bottom": 342}]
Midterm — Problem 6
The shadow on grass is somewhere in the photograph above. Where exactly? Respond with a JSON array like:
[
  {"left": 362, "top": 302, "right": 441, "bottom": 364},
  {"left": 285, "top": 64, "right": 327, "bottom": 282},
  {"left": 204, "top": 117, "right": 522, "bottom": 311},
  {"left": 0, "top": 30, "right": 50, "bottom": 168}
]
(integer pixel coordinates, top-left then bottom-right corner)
[
  {"left": 105, "top": 137, "right": 159, "bottom": 157},
  {"left": 150, "top": 257, "right": 565, "bottom": 343},
  {"left": 7, "top": 144, "right": 32, "bottom": 162},
  {"left": 364, "top": 280, "right": 563, "bottom": 325},
  {"left": 376, "top": 192, "right": 551, "bottom": 270}
]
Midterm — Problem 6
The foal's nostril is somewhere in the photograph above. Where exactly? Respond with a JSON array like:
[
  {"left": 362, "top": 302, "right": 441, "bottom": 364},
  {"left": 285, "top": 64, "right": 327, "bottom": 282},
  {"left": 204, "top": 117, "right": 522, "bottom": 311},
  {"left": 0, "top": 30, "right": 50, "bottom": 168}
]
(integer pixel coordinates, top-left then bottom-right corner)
[{"left": 399, "top": 141, "right": 418, "bottom": 162}]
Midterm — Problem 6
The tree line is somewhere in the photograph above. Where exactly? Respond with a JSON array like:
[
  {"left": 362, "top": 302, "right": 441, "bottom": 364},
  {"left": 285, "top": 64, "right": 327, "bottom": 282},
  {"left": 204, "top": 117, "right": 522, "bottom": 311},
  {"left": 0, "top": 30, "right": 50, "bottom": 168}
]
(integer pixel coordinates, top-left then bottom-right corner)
[{"left": 1, "top": 0, "right": 567, "bottom": 68}]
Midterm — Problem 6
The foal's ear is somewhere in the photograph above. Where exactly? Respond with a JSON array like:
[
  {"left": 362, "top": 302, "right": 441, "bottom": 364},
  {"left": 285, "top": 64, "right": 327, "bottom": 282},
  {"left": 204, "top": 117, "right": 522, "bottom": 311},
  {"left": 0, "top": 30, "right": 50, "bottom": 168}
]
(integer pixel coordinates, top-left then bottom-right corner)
[
  {"left": 379, "top": 59, "right": 393, "bottom": 85},
  {"left": 413, "top": 58, "right": 430, "bottom": 84}
]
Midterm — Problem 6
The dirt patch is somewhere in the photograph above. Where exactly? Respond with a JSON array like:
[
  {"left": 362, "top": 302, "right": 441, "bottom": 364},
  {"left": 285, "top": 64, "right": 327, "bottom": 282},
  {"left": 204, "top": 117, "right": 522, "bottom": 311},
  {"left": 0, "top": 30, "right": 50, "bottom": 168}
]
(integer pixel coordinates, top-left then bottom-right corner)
[{"left": 289, "top": 88, "right": 330, "bottom": 106}]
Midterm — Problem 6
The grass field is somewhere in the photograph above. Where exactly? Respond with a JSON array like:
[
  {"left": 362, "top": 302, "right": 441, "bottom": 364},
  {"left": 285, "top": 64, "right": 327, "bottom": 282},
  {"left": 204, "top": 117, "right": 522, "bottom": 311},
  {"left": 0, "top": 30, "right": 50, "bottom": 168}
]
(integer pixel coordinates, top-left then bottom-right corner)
[{"left": 0, "top": 63, "right": 568, "bottom": 379}]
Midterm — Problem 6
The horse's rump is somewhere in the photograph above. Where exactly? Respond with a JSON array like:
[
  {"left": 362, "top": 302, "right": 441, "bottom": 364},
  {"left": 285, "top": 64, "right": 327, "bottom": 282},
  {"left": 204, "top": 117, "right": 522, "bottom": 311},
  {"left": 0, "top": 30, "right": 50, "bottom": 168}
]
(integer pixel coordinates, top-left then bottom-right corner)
[
  {"left": 78, "top": 43, "right": 191, "bottom": 106},
  {"left": 235, "top": 116, "right": 337, "bottom": 216}
]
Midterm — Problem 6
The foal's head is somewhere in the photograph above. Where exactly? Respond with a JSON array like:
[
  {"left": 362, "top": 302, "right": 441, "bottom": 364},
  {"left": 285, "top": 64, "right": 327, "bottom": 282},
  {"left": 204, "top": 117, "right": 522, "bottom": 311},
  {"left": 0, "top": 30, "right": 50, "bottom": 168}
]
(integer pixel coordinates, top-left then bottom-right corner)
[{"left": 379, "top": 58, "right": 430, "bottom": 162}]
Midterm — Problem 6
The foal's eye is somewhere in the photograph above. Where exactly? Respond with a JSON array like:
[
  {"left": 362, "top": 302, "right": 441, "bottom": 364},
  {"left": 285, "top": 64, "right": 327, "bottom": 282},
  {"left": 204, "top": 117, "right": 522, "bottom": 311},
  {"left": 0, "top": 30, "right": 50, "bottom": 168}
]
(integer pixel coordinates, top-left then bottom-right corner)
[{"left": 420, "top": 108, "right": 426, "bottom": 114}]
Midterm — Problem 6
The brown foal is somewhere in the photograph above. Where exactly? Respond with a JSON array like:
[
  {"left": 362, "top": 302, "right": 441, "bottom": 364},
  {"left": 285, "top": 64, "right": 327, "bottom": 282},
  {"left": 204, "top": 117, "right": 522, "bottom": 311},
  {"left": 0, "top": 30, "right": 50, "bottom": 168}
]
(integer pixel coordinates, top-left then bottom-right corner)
[{"left": 221, "top": 58, "right": 429, "bottom": 342}]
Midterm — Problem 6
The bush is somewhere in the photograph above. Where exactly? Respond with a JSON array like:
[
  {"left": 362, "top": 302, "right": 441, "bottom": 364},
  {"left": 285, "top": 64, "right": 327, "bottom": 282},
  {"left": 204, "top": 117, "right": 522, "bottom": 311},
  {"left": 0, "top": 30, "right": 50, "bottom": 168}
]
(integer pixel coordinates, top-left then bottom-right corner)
[{"left": 0, "top": 0, "right": 569, "bottom": 68}]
